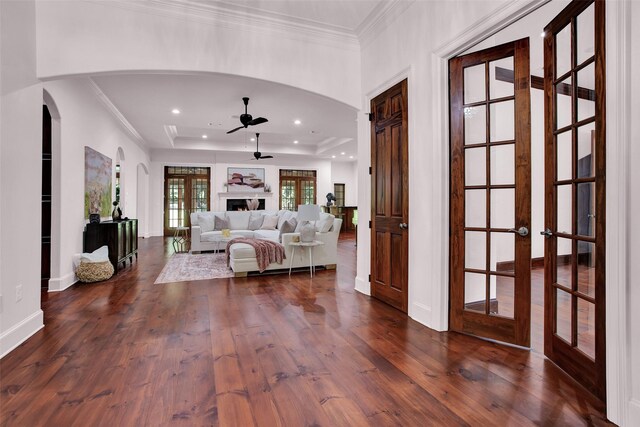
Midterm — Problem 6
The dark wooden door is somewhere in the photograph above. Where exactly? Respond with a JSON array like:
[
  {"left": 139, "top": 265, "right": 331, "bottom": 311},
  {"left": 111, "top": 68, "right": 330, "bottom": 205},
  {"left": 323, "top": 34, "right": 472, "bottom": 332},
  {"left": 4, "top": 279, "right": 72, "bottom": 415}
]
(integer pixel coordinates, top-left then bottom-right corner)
[
  {"left": 449, "top": 39, "right": 532, "bottom": 347},
  {"left": 370, "top": 79, "right": 409, "bottom": 312},
  {"left": 543, "top": 0, "right": 606, "bottom": 401}
]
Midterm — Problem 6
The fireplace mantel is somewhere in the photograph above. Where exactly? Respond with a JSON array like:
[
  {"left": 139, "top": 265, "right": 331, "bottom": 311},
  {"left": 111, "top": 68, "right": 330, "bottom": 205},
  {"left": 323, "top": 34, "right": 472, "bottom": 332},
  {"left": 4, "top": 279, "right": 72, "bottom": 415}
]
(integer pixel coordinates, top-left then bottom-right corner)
[{"left": 217, "top": 192, "right": 273, "bottom": 198}]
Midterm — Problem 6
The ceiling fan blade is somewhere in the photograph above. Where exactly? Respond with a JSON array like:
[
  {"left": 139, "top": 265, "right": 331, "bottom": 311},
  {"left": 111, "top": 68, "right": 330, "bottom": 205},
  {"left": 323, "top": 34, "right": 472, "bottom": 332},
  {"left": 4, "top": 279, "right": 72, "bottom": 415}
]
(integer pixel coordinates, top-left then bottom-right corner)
[
  {"left": 259, "top": 155, "right": 273, "bottom": 159},
  {"left": 226, "top": 125, "right": 245, "bottom": 134},
  {"left": 248, "top": 117, "right": 268, "bottom": 126}
]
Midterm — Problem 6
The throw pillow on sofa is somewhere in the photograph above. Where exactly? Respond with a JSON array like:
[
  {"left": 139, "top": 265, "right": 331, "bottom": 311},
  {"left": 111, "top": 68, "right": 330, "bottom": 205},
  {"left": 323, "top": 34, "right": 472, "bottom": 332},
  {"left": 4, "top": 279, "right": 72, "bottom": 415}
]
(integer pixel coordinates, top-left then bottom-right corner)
[
  {"left": 260, "top": 215, "right": 279, "bottom": 230},
  {"left": 279, "top": 218, "right": 297, "bottom": 241},
  {"left": 277, "top": 210, "right": 294, "bottom": 230},
  {"left": 315, "top": 213, "right": 335, "bottom": 233},
  {"left": 226, "top": 211, "right": 251, "bottom": 230},
  {"left": 198, "top": 213, "right": 216, "bottom": 233},
  {"left": 214, "top": 215, "right": 229, "bottom": 230},
  {"left": 248, "top": 212, "right": 264, "bottom": 230}
]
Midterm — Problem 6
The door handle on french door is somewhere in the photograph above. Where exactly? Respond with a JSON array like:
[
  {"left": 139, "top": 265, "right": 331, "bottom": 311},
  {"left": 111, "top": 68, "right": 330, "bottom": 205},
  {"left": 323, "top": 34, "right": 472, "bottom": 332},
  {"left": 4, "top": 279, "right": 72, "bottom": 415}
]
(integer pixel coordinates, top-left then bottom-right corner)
[
  {"left": 540, "top": 228, "right": 553, "bottom": 238},
  {"left": 508, "top": 226, "right": 529, "bottom": 237},
  {"left": 399, "top": 223, "right": 408, "bottom": 230}
]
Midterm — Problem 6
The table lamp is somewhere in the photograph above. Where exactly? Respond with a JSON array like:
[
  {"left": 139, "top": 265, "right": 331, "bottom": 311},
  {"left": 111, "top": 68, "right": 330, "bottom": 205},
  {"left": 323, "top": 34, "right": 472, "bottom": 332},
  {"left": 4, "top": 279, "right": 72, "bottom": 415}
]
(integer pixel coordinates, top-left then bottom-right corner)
[{"left": 297, "top": 204, "right": 320, "bottom": 242}]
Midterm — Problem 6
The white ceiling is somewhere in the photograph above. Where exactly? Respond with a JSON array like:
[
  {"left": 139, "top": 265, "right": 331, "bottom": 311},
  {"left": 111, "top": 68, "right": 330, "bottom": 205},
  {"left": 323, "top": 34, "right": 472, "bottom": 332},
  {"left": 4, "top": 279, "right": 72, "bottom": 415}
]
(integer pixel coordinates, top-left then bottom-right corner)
[
  {"left": 92, "top": 72, "right": 359, "bottom": 161},
  {"left": 88, "top": 0, "right": 385, "bottom": 163}
]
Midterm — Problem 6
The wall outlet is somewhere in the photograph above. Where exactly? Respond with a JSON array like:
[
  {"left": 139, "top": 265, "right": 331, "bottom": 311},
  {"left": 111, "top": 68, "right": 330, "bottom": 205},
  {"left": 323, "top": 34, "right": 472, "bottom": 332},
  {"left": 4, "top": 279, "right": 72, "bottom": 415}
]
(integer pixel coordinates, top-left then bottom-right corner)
[{"left": 16, "top": 284, "right": 23, "bottom": 302}]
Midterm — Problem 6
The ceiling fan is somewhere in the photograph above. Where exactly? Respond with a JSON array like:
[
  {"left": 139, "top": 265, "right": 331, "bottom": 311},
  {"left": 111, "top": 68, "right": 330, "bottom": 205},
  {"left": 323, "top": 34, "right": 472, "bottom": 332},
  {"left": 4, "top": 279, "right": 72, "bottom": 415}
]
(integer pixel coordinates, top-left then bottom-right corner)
[
  {"left": 227, "top": 97, "right": 268, "bottom": 134},
  {"left": 251, "top": 133, "right": 273, "bottom": 160}
]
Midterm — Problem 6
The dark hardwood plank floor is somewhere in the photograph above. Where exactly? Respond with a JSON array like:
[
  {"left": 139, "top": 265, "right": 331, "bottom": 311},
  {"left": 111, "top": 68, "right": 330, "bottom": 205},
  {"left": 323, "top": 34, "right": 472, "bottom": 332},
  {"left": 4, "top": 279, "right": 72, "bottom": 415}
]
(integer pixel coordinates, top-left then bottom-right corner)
[{"left": 0, "top": 232, "right": 610, "bottom": 426}]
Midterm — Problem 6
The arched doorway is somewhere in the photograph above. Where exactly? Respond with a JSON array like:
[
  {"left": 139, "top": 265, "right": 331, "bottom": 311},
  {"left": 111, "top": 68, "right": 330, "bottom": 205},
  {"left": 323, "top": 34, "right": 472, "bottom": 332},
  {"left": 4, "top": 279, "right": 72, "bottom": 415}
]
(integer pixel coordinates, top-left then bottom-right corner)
[{"left": 43, "top": 90, "right": 61, "bottom": 293}]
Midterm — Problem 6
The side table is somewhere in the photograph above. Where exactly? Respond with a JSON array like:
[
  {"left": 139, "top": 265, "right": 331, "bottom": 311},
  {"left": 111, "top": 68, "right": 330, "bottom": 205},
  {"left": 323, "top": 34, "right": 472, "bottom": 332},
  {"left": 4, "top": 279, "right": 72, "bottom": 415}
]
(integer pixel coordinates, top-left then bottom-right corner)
[
  {"left": 172, "top": 226, "right": 190, "bottom": 253},
  {"left": 213, "top": 235, "right": 233, "bottom": 254},
  {"left": 288, "top": 240, "right": 325, "bottom": 277}
]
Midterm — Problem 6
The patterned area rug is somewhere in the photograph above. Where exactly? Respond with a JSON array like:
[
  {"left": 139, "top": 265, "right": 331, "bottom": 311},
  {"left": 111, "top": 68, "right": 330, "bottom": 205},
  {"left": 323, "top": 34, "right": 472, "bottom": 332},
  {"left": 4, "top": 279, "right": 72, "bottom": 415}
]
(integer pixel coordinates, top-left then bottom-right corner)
[{"left": 155, "top": 253, "right": 234, "bottom": 284}]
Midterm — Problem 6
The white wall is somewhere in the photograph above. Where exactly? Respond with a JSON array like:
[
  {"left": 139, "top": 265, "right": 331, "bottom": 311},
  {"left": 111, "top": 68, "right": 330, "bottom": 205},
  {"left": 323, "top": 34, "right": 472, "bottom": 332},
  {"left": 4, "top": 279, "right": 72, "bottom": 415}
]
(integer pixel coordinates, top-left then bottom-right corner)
[
  {"left": 330, "top": 161, "right": 358, "bottom": 206},
  {"left": 0, "top": 0, "right": 44, "bottom": 357},
  {"left": 148, "top": 149, "right": 333, "bottom": 236},
  {"left": 34, "top": 0, "right": 361, "bottom": 109},
  {"left": 43, "top": 78, "right": 150, "bottom": 291}
]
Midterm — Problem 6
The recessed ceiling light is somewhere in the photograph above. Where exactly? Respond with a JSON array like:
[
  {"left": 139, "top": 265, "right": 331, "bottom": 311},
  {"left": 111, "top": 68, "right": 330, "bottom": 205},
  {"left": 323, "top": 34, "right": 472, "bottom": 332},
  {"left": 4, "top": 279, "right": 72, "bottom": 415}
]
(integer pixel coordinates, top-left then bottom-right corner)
[
  {"left": 202, "top": 135, "right": 207, "bottom": 139},
  {"left": 349, "top": 156, "right": 354, "bottom": 159},
  {"left": 341, "top": 152, "right": 345, "bottom": 155},
  {"left": 540, "top": 31, "right": 546, "bottom": 38},
  {"left": 172, "top": 108, "right": 181, "bottom": 114},
  {"left": 332, "top": 155, "right": 336, "bottom": 159},
  {"left": 294, "top": 119, "right": 301, "bottom": 125},
  {"left": 293, "top": 140, "right": 299, "bottom": 144},
  {"left": 250, "top": 137, "right": 255, "bottom": 141}
]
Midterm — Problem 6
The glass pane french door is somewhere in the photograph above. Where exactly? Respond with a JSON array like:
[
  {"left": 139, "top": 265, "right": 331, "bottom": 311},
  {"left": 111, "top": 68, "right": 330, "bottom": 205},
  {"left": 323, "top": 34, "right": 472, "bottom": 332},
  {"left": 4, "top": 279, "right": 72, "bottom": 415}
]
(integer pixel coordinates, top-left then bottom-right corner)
[
  {"left": 449, "top": 38, "right": 532, "bottom": 347},
  {"left": 167, "top": 178, "right": 186, "bottom": 229},
  {"left": 280, "top": 179, "right": 296, "bottom": 211},
  {"left": 300, "top": 179, "right": 315, "bottom": 205},
  {"left": 164, "top": 167, "right": 210, "bottom": 235},
  {"left": 543, "top": 0, "right": 605, "bottom": 401}
]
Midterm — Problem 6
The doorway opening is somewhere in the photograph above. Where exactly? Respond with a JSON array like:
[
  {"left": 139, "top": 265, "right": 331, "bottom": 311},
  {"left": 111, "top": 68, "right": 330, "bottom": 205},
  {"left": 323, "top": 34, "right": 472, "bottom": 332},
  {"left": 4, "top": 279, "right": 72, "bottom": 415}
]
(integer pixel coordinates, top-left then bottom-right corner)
[
  {"left": 369, "top": 79, "right": 409, "bottom": 313},
  {"left": 449, "top": 0, "right": 605, "bottom": 401},
  {"left": 163, "top": 166, "right": 211, "bottom": 236},
  {"left": 41, "top": 105, "right": 52, "bottom": 290}
]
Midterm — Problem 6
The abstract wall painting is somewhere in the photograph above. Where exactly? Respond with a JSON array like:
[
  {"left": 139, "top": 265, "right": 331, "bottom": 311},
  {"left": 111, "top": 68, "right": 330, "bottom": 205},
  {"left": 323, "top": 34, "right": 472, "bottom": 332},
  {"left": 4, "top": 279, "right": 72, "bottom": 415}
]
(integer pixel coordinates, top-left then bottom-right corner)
[
  {"left": 84, "top": 146, "right": 112, "bottom": 218},
  {"left": 227, "top": 167, "right": 265, "bottom": 192}
]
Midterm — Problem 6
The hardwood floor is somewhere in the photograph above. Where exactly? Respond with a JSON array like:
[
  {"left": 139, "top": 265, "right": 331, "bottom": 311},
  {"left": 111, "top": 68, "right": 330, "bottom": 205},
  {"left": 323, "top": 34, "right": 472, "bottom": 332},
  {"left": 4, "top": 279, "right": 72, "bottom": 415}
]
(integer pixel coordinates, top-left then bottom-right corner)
[{"left": 0, "top": 233, "right": 610, "bottom": 426}]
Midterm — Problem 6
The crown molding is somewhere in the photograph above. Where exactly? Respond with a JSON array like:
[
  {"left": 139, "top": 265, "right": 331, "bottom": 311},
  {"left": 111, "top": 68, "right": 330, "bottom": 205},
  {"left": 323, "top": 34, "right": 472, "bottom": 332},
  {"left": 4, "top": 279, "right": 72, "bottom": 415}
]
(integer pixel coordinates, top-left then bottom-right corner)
[
  {"left": 357, "top": 0, "right": 416, "bottom": 49},
  {"left": 99, "top": 0, "right": 360, "bottom": 51},
  {"left": 87, "top": 78, "right": 148, "bottom": 150},
  {"left": 164, "top": 125, "right": 178, "bottom": 148}
]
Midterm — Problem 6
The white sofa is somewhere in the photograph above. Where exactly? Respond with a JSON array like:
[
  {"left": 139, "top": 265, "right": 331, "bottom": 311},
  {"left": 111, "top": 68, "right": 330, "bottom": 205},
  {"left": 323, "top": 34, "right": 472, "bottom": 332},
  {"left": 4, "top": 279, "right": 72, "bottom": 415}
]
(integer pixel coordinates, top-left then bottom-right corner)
[{"left": 190, "top": 210, "right": 341, "bottom": 276}]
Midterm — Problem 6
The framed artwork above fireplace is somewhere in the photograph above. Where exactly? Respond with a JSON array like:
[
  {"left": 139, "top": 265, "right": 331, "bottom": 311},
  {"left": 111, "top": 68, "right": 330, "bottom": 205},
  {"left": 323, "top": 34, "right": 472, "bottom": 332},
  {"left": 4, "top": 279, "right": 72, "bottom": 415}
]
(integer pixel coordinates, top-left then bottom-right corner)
[{"left": 227, "top": 167, "right": 265, "bottom": 192}]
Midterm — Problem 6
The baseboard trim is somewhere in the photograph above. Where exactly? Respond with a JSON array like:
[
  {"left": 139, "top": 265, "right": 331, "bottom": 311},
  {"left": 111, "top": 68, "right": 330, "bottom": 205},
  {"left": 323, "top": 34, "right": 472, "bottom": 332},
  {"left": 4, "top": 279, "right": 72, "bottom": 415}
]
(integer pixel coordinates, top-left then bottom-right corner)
[
  {"left": 354, "top": 275, "right": 370, "bottom": 295},
  {"left": 0, "top": 310, "right": 44, "bottom": 358},
  {"left": 628, "top": 399, "right": 640, "bottom": 425},
  {"left": 48, "top": 271, "right": 77, "bottom": 292},
  {"left": 410, "top": 302, "right": 434, "bottom": 329}
]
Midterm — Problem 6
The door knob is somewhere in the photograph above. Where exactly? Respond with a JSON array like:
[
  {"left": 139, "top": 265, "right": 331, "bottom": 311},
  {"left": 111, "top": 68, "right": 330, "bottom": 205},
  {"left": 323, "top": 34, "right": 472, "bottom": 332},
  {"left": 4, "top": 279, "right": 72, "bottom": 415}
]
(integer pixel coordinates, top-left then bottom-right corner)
[
  {"left": 508, "top": 226, "right": 529, "bottom": 237},
  {"left": 399, "top": 223, "right": 408, "bottom": 230},
  {"left": 540, "top": 228, "right": 553, "bottom": 238}
]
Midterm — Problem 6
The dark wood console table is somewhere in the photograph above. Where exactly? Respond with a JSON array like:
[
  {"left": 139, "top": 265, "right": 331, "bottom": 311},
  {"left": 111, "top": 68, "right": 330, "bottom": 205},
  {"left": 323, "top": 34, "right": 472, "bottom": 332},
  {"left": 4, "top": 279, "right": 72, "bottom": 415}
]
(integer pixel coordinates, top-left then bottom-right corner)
[{"left": 84, "top": 219, "right": 138, "bottom": 271}]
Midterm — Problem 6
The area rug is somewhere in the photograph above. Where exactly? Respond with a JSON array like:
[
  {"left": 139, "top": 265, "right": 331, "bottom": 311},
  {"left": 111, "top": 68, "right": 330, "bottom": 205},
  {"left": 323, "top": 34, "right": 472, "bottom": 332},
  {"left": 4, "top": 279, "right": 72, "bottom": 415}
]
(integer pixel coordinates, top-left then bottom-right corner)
[{"left": 155, "top": 253, "right": 234, "bottom": 284}]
